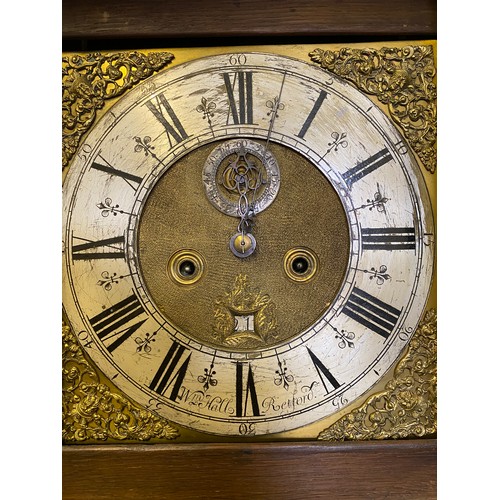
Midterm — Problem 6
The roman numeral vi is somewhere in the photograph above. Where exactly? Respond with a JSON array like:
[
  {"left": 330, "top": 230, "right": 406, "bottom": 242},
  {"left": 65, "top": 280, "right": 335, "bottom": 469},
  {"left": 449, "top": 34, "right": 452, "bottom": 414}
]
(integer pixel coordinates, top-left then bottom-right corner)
[{"left": 235, "top": 362, "right": 260, "bottom": 417}]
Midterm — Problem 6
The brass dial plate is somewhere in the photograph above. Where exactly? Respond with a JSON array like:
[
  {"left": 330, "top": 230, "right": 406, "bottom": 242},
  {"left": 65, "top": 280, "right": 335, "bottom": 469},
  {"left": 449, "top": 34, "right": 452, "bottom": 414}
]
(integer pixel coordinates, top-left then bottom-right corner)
[{"left": 62, "top": 52, "right": 434, "bottom": 437}]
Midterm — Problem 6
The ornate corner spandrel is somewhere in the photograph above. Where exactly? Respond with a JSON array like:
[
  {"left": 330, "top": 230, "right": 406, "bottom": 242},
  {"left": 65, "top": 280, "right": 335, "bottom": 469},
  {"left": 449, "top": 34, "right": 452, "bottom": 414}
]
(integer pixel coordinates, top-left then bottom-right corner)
[
  {"left": 62, "top": 319, "right": 179, "bottom": 443},
  {"left": 309, "top": 45, "right": 437, "bottom": 174},
  {"left": 318, "top": 309, "right": 437, "bottom": 441},
  {"left": 62, "top": 50, "right": 174, "bottom": 169}
]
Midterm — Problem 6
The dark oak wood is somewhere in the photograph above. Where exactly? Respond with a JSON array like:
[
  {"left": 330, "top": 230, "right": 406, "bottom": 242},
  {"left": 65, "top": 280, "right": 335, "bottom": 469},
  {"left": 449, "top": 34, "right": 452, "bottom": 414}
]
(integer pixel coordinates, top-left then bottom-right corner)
[
  {"left": 62, "top": 0, "right": 436, "bottom": 43},
  {"left": 63, "top": 440, "right": 436, "bottom": 499}
]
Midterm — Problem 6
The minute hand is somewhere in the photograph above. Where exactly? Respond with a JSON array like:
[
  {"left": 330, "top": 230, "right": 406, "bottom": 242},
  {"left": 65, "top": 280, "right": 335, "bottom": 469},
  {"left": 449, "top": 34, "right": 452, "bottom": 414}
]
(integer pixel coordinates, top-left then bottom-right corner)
[{"left": 264, "top": 71, "right": 287, "bottom": 151}]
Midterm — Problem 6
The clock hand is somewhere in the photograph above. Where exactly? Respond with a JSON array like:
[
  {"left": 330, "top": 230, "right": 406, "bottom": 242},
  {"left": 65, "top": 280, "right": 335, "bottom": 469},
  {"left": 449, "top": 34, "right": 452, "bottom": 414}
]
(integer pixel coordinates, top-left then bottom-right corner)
[
  {"left": 229, "top": 73, "right": 287, "bottom": 258},
  {"left": 203, "top": 138, "right": 280, "bottom": 258},
  {"left": 264, "top": 71, "right": 286, "bottom": 152},
  {"left": 226, "top": 145, "right": 260, "bottom": 257}
]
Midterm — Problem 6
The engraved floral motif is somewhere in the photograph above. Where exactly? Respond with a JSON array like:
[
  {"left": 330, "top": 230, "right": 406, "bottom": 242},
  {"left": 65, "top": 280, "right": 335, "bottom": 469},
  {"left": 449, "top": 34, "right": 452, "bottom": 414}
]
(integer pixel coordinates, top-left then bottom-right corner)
[
  {"left": 198, "top": 361, "right": 218, "bottom": 392},
  {"left": 355, "top": 183, "right": 390, "bottom": 213},
  {"left": 196, "top": 96, "right": 217, "bottom": 130},
  {"left": 96, "top": 270, "right": 124, "bottom": 291},
  {"left": 62, "top": 51, "right": 174, "bottom": 168},
  {"left": 310, "top": 45, "right": 437, "bottom": 173},
  {"left": 361, "top": 264, "right": 392, "bottom": 285},
  {"left": 62, "top": 320, "right": 178, "bottom": 442},
  {"left": 318, "top": 309, "right": 437, "bottom": 441},
  {"left": 274, "top": 358, "right": 294, "bottom": 391}
]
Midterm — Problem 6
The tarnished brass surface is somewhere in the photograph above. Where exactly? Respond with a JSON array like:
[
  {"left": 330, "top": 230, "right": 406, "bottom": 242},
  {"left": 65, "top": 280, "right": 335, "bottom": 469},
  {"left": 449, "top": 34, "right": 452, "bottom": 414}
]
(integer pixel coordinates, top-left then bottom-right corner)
[
  {"left": 310, "top": 45, "right": 437, "bottom": 174},
  {"left": 62, "top": 51, "right": 174, "bottom": 168},
  {"left": 138, "top": 140, "right": 350, "bottom": 350},
  {"left": 62, "top": 320, "right": 179, "bottom": 442},
  {"left": 62, "top": 44, "right": 437, "bottom": 442},
  {"left": 212, "top": 274, "right": 278, "bottom": 348},
  {"left": 318, "top": 309, "right": 437, "bottom": 441},
  {"left": 283, "top": 247, "right": 319, "bottom": 283}
]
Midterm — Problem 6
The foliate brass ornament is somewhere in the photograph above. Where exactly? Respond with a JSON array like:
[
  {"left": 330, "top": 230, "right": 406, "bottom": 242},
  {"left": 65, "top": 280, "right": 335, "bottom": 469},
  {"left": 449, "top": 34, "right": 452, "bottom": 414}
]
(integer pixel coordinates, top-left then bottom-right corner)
[
  {"left": 62, "top": 51, "right": 174, "bottom": 168},
  {"left": 62, "top": 320, "right": 179, "bottom": 442},
  {"left": 309, "top": 45, "right": 437, "bottom": 173},
  {"left": 213, "top": 274, "right": 278, "bottom": 348},
  {"left": 63, "top": 49, "right": 435, "bottom": 438},
  {"left": 318, "top": 309, "right": 437, "bottom": 441}
]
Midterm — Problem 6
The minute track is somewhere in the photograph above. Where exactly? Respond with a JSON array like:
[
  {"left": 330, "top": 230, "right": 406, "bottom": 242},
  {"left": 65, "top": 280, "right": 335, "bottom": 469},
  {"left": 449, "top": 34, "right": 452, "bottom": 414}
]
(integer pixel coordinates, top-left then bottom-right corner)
[{"left": 62, "top": 51, "right": 435, "bottom": 437}]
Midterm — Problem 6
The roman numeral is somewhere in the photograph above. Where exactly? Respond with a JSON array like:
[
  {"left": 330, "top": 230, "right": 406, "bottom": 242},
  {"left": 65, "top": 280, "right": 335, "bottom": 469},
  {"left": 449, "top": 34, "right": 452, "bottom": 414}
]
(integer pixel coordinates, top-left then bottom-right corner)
[
  {"left": 342, "top": 147, "right": 393, "bottom": 188},
  {"left": 90, "top": 156, "right": 143, "bottom": 190},
  {"left": 342, "top": 287, "right": 401, "bottom": 338},
  {"left": 149, "top": 341, "right": 191, "bottom": 401},
  {"left": 145, "top": 94, "right": 188, "bottom": 147},
  {"left": 235, "top": 362, "right": 260, "bottom": 417},
  {"left": 297, "top": 90, "right": 327, "bottom": 139},
  {"left": 89, "top": 292, "right": 147, "bottom": 353},
  {"left": 72, "top": 235, "right": 125, "bottom": 261},
  {"left": 361, "top": 227, "right": 416, "bottom": 251},
  {"left": 223, "top": 72, "right": 254, "bottom": 125},
  {"left": 307, "top": 348, "right": 341, "bottom": 393}
]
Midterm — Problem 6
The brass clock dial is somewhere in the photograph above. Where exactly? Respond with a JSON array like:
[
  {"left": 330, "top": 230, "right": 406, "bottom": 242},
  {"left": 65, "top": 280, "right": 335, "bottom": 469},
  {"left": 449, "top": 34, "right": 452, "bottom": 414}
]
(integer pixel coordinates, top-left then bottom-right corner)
[{"left": 62, "top": 52, "right": 434, "bottom": 437}]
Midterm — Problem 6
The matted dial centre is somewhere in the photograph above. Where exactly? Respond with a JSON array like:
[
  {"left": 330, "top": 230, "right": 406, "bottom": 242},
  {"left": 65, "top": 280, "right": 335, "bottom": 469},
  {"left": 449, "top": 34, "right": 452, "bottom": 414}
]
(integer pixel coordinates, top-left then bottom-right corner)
[{"left": 137, "top": 140, "right": 350, "bottom": 351}]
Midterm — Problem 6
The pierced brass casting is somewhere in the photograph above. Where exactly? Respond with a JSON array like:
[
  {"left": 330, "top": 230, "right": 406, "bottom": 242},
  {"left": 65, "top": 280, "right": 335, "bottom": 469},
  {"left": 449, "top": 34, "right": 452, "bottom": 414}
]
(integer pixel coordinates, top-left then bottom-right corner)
[
  {"left": 213, "top": 274, "right": 278, "bottom": 348},
  {"left": 318, "top": 309, "right": 437, "bottom": 441},
  {"left": 309, "top": 45, "right": 437, "bottom": 173},
  {"left": 62, "top": 51, "right": 174, "bottom": 168},
  {"left": 62, "top": 320, "right": 179, "bottom": 442}
]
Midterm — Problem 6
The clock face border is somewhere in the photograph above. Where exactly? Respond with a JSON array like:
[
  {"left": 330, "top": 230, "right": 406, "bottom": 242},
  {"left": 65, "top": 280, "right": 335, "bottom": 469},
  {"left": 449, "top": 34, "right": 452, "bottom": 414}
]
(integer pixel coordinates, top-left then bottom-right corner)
[{"left": 62, "top": 42, "right": 437, "bottom": 442}]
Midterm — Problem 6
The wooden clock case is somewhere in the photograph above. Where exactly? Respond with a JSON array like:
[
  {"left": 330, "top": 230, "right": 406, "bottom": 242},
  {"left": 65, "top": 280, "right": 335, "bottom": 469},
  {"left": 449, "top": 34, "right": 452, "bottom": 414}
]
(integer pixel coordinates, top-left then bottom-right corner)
[{"left": 62, "top": 1, "right": 437, "bottom": 498}]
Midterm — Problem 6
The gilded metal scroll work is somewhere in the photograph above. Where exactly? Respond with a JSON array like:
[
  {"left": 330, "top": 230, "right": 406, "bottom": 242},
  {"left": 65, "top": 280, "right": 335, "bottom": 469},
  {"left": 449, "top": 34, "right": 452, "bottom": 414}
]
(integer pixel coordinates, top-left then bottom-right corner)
[
  {"left": 310, "top": 45, "right": 437, "bottom": 173},
  {"left": 62, "top": 320, "right": 178, "bottom": 443},
  {"left": 318, "top": 309, "right": 437, "bottom": 441},
  {"left": 213, "top": 274, "right": 278, "bottom": 348},
  {"left": 62, "top": 51, "right": 174, "bottom": 168}
]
